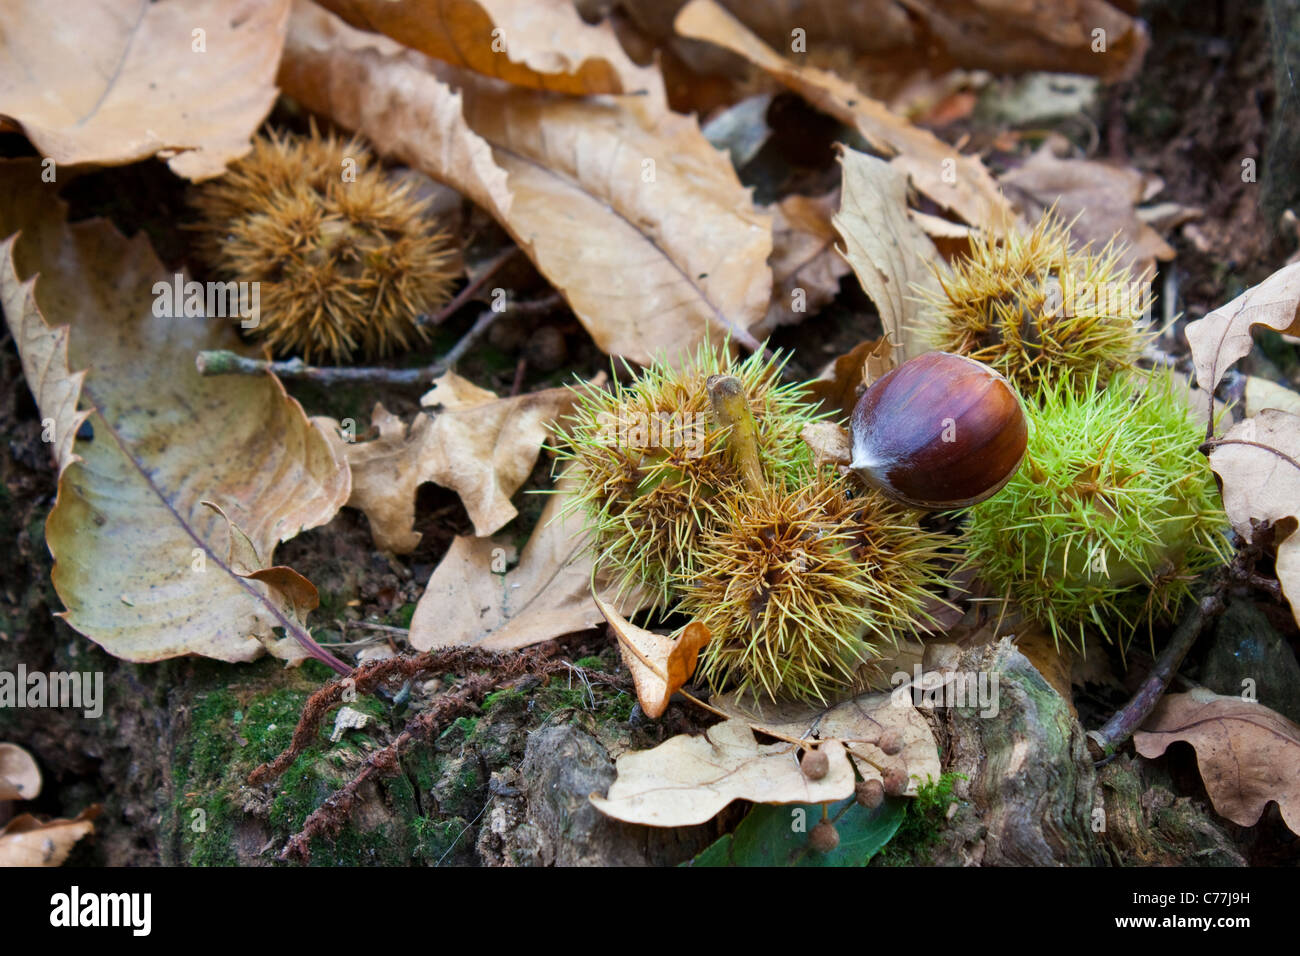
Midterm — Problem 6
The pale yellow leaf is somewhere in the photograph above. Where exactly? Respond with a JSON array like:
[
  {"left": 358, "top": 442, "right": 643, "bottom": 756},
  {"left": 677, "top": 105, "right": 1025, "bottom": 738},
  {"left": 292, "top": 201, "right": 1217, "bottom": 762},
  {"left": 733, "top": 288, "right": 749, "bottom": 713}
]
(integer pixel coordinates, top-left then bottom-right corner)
[{"left": 0, "top": 807, "right": 97, "bottom": 867}]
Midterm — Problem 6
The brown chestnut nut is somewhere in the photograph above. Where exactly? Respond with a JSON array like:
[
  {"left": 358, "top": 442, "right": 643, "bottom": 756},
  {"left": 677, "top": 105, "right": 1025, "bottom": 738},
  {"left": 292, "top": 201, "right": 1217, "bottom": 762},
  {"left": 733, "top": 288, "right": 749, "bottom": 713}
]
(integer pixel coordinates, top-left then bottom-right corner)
[{"left": 850, "top": 351, "right": 1028, "bottom": 509}]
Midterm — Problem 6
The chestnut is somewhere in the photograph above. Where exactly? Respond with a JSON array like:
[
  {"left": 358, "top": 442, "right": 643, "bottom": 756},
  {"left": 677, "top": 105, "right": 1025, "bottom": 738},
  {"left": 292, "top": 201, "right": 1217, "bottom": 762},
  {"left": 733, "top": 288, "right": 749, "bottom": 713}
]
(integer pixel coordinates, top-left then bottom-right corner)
[{"left": 850, "top": 351, "right": 1027, "bottom": 509}]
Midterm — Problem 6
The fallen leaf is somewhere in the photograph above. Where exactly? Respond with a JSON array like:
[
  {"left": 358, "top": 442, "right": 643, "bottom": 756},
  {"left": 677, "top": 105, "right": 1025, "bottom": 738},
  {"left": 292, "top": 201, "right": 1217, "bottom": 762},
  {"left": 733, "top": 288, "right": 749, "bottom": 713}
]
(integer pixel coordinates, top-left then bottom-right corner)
[
  {"left": 0, "top": 806, "right": 98, "bottom": 867},
  {"left": 0, "top": 0, "right": 289, "bottom": 180},
  {"left": 754, "top": 189, "right": 852, "bottom": 336},
  {"left": 314, "top": 0, "right": 664, "bottom": 104},
  {"left": 675, "top": 0, "right": 1016, "bottom": 235},
  {"left": 1206, "top": 410, "right": 1300, "bottom": 627},
  {"left": 0, "top": 161, "right": 350, "bottom": 664},
  {"left": 344, "top": 375, "right": 576, "bottom": 550},
  {"left": 710, "top": 687, "right": 941, "bottom": 796},
  {"left": 280, "top": 1, "right": 772, "bottom": 363},
  {"left": 800, "top": 422, "right": 853, "bottom": 468},
  {"left": 1134, "top": 688, "right": 1300, "bottom": 833},
  {"left": 1186, "top": 261, "right": 1300, "bottom": 398},
  {"left": 0, "top": 744, "right": 40, "bottom": 801},
  {"left": 833, "top": 149, "right": 947, "bottom": 361},
  {"left": 999, "top": 146, "right": 1176, "bottom": 278},
  {"left": 803, "top": 338, "right": 890, "bottom": 422},
  {"left": 1246, "top": 376, "right": 1300, "bottom": 419},
  {"left": 408, "top": 477, "right": 648, "bottom": 651},
  {"left": 594, "top": 595, "right": 711, "bottom": 719},
  {"left": 589, "top": 719, "right": 854, "bottom": 826}
]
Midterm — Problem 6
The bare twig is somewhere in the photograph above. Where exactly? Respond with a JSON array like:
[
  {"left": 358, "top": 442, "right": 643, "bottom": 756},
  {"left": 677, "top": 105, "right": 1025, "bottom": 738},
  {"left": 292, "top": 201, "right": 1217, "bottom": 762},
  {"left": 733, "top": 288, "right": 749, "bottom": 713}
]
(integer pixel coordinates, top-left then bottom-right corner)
[{"left": 419, "top": 246, "right": 519, "bottom": 326}]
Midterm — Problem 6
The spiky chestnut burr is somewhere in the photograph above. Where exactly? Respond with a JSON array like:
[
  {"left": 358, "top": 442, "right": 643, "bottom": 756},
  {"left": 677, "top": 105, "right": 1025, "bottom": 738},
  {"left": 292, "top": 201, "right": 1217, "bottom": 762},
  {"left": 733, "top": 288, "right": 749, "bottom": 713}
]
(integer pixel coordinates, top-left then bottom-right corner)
[
  {"left": 918, "top": 210, "right": 1148, "bottom": 397},
  {"left": 552, "top": 345, "right": 821, "bottom": 611},
  {"left": 676, "top": 471, "right": 952, "bottom": 704},
  {"left": 964, "top": 369, "right": 1231, "bottom": 652},
  {"left": 191, "top": 128, "right": 457, "bottom": 363}
]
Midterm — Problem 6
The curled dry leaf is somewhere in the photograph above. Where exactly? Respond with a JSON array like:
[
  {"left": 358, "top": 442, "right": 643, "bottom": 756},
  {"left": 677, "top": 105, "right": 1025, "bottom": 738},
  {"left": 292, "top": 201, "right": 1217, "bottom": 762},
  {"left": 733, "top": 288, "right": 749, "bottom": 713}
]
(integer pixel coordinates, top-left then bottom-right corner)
[
  {"left": 998, "top": 146, "right": 1175, "bottom": 279},
  {"left": 754, "top": 189, "right": 852, "bottom": 336},
  {"left": 833, "top": 149, "right": 947, "bottom": 362},
  {"left": 589, "top": 719, "right": 854, "bottom": 826},
  {"left": 1206, "top": 410, "right": 1300, "bottom": 627},
  {"left": 0, "top": 806, "right": 98, "bottom": 867},
  {"left": 0, "top": 162, "right": 349, "bottom": 665},
  {"left": 409, "top": 476, "right": 649, "bottom": 651},
  {"left": 344, "top": 373, "right": 576, "bottom": 550},
  {"left": 1134, "top": 688, "right": 1300, "bottom": 834},
  {"left": 675, "top": 0, "right": 1015, "bottom": 235},
  {"left": 0, "top": 743, "right": 41, "bottom": 801},
  {"left": 804, "top": 337, "right": 893, "bottom": 423},
  {"left": 280, "top": 1, "right": 771, "bottom": 362},
  {"left": 800, "top": 422, "right": 852, "bottom": 470},
  {"left": 593, "top": 595, "right": 711, "bottom": 720},
  {"left": 1186, "top": 261, "right": 1300, "bottom": 399},
  {"left": 0, "top": 0, "right": 289, "bottom": 180},
  {"left": 314, "top": 0, "right": 665, "bottom": 105},
  {"left": 710, "top": 686, "right": 941, "bottom": 797}
]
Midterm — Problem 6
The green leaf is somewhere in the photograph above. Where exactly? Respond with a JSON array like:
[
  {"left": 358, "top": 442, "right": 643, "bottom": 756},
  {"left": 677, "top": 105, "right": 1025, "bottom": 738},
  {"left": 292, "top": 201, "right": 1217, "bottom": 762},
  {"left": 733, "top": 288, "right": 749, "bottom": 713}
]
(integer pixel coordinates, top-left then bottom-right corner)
[{"left": 687, "top": 796, "right": 906, "bottom": 867}]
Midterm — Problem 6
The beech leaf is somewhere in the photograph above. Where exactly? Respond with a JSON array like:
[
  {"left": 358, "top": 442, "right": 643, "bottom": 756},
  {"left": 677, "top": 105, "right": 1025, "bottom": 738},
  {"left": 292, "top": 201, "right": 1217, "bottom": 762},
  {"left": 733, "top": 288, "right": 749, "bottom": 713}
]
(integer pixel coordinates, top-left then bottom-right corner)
[
  {"left": 1134, "top": 688, "right": 1300, "bottom": 834},
  {"left": 0, "top": 0, "right": 290, "bottom": 180},
  {"left": 0, "top": 162, "right": 350, "bottom": 665},
  {"left": 674, "top": 0, "right": 1016, "bottom": 235},
  {"left": 594, "top": 595, "right": 711, "bottom": 720},
  {"left": 589, "top": 719, "right": 854, "bottom": 827},
  {"left": 279, "top": 2, "right": 772, "bottom": 363}
]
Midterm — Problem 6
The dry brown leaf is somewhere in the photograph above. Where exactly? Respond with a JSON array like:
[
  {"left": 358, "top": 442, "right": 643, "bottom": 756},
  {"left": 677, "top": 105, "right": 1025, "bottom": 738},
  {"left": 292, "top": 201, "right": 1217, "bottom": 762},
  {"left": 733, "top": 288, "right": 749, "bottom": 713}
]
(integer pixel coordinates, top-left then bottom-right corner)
[
  {"left": 1206, "top": 410, "right": 1300, "bottom": 627},
  {"left": 833, "top": 149, "right": 948, "bottom": 361},
  {"left": 344, "top": 375, "right": 576, "bottom": 550},
  {"left": 1245, "top": 376, "right": 1300, "bottom": 419},
  {"left": 0, "top": 162, "right": 349, "bottom": 664},
  {"left": 1186, "top": 261, "right": 1300, "bottom": 398},
  {"left": 675, "top": 0, "right": 1015, "bottom": 235},
  {"left": 594, "top": 595, "right": 710, "bottom": 719},
  {"left": 0, "top": 806, "right": 98, "bottom": 867},
  {"left": 710, "top": 686, "right": 941, "bottom": 796},
  {"left": 799, "top": 423, "right": 853, "bottom": 471},
  {"left": 1134, "top": 688, "right": 1300, "bottom": 833},
  {"left": 409, "top": 478, "right": 648, "bottom": 651},
  {"left": 589, "top": 719, "right": 854, "bottom": 826},
  {"left": 314, "top": 0, "right": 664, "bottom": 105},
  {"left": 754, "top": 189, "right": 852, "bottom": 336},
  {"left": 999, "top": 146, "right": 1175, "bottom": 278},
  {"left": 0, "top": 0, "right": 289, "bottom": 180},
  {"left": 280, "top": 1, "right": 771, "bottom": 363},
  {"left": 803, "top": 339, "right": 883, "bottom": 422},
  {"left": 0, "top": 743, "right": 40, "bottom": 802}
]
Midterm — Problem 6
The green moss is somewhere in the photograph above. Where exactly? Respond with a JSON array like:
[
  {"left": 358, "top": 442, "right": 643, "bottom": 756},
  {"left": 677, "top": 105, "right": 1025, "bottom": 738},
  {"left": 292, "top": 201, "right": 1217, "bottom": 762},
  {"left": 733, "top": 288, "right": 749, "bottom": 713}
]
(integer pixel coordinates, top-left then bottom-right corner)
[{"left": 873, "top": 772, "right": 965, "bottom": 866}]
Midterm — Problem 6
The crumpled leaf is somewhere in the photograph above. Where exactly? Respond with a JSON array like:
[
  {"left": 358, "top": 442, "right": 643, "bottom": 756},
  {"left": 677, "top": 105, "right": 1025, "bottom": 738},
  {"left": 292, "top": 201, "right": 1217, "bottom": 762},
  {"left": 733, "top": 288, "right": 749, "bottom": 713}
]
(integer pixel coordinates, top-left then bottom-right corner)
[
  {"left": 0, "top": 806, "right": 97, "bottom": 867},
  {"left": 999, "top": 145, "right": 1175, "bottom": 278},
  {"left": 804, "top": 338, "right": 892, "bottom": 423},
  {"left": 0, "top": 743, "right": 41, "bottom": 801},
  {"left": 675, "top": 0, "right": 1016, "bottom": 235},
  {"left": 711, "top": 687, "right": 941, "bottom": 796},
  {"left": 409, "top": 478, "right": 648, "bottom": 651},
  {"left": 594, "top": 595, "right": 711, "bottom": 719},
  {"left": 589, "top": 719, "right": 854, "bottom": 826},
  {"left": 754, "top": 189, "right": 851, "bottom": 336},
  {"left": 314, "top": 0, "right": 664, "bottom": 105},
  {"left": 0, "top": 161, "right": 350, "bottom": 664},
  {"left": 280, "top": 1, "right": 772, "bottom": 362},
  {"left": 1134, "top": 688, "right": 1300, "bottom": 834},
  {"left": 800, "top": 422, "right": 853, "bottom": 469},
  {"left": 1206, "top": 410, "right": 1300, "bottom": 627},
  {"left": 833, "top": 149, "right": 947, "bottom": 362},
  {"left": 0, "top": 0, "right": 289, "bottom": 180},
  {"left": 1186, "top": 261, "right": 1300, "bottom": 398},
  {"left": 344, "top": 374, "right": 576, "bottom": 550}
]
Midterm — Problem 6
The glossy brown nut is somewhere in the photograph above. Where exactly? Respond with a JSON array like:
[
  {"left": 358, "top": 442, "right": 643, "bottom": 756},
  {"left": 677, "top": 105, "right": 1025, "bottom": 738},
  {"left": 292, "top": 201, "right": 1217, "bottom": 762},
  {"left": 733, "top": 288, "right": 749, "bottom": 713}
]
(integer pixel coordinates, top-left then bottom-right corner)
[{"left": 850, "top": 351, "right": 1028, "bottom": 509}]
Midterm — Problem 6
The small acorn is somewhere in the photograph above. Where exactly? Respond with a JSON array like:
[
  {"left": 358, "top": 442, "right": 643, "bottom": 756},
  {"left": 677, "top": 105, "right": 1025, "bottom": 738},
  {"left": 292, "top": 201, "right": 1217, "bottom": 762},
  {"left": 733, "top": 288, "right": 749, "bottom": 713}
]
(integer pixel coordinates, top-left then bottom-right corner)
[{"left": 850, "top": 351, "right": 1028, "bottom": 510}]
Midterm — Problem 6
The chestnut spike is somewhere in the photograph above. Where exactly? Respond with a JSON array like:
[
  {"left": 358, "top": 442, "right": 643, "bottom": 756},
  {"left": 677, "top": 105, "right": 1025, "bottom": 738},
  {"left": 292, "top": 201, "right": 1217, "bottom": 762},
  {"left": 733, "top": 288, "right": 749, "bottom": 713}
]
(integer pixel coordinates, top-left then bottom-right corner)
[{"left": 850, "top": 351, "right": 1028, "bottom": 510}]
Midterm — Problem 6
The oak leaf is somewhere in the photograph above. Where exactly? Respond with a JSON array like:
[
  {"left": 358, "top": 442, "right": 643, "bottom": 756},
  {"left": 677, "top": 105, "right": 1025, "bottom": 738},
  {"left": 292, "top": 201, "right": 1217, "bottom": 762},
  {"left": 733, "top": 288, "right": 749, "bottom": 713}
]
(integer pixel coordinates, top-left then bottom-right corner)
[
  {"left": 589, "top": 719, "right": 854, "bottom": 826},
  {"left": 1134, "top": 688, "right": 1300, "bottom": 834}
]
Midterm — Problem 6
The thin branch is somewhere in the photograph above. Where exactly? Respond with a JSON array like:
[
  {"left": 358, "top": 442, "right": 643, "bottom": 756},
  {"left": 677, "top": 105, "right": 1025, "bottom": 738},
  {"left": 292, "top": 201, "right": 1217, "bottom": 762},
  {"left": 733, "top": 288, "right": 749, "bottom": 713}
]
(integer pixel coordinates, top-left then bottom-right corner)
[{"left": 419, "top": 246, "right": 519, "bottom": 326}]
